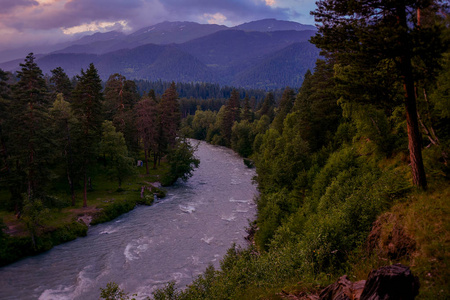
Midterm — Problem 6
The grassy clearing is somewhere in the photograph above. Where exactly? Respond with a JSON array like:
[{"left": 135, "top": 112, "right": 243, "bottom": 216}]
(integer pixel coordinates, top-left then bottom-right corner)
[{"left": 0, "top": 162, "right": 169, "bottom": 266}]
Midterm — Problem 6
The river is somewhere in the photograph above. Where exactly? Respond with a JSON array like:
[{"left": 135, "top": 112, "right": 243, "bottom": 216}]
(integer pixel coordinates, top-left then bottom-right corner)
[{"left": 0, "top": 141, "right": 257, "bottom": 299}]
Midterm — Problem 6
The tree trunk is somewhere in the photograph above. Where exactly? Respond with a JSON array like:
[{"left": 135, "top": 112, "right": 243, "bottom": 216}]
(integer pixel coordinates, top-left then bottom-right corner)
[
  {"left": 65, "top": 120, "right": 76, "bottom": 206},
  {"left": 398, "top": 5, "right": 427, "bottom": 189},
  {"left": 83, "top": 170, "right": 87, "bottom": 208},
  {"left": 144, "top": 148, "right": 149, "bottom": 174},
  {"left": 404, "top": 92, "right": 427, "bottom": 189}
]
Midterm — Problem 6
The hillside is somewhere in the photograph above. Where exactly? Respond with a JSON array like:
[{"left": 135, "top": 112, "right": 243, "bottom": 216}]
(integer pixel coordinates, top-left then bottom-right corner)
[{"left": 232, "top": 41, "right": 319, "bottom": 89}]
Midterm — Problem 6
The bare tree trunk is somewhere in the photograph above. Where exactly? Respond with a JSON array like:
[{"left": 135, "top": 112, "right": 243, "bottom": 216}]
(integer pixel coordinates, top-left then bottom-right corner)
[
  {"left": 83, "top": 169, "right": 87, "bottom": 208},
  {"left": 144, "top": 148, "right": 149, "bottom": 174},
  {"left": 398, "top": 6, "right": 427, "bottom": 189},
  {"left": 65, "top": 120, "right": 76, "bottom": 206}
]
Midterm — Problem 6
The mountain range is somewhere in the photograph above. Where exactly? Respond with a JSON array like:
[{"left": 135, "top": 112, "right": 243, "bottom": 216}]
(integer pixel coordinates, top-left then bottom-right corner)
[{"left": 0, "top": 19, "right": 320, "bottom": 89}]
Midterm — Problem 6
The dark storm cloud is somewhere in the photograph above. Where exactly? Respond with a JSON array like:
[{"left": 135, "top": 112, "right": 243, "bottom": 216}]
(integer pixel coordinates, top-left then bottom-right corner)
[
  {"left": 0, "top": 0, "right": 38, "bottom": 14},
  {"left": 2, "top": 0, "right": 291, "bottom": 33},
  {"left": 64, "top": 0, "right": 145, "bottom": 20}
]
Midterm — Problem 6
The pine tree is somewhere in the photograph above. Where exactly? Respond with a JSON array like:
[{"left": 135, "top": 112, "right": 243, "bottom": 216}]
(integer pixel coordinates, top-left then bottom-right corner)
[
  {"left": 311, "top": 0, "right": 447, "bottom": 189},
  {"left": 259, "top": 92, "right": 276, "bottom": 121},
  {"left": 99, "top": 121, "right": 135, "bottom": 189},
  {"left": 272, "top": 87, "right": 295, "bottom": 134},
  {"left": 222, "top": 89, "right": 240, "bottom": 146},
  {"left": 50, "top": 93, "right": 78, "bottom": 205},
  {"left": 241, "top": 95, "right": 253, "bottom": 122},
  {"left": 0, "top": 69, "right": 13, "bottom": 209},
  {"left": 158, "top": 82, "right": 181, "bottom": 158},
  {"left": 71, "top": 63, "right": 103, "bottom": 207},
  {"left": 103, "top": 74, "right": 140, "bottom": 157},
  {"left": 135, "top": 94, "right": 159, "bottom": 172},
  {"left": 293, "top": 62, "right": 341, "bottom": 152},
  {"left": 49, "top": 67, "right": 73, "bottom": 101},
  {"left": 9, "top": 53, "right": 52, "bottom": 202}
]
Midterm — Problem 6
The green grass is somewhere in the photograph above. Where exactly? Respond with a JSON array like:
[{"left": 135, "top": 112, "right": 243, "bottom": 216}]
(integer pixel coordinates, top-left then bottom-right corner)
[
  {"left": 345, "top": 181, "right": 450, "bottom": 299},
  {"left": 0, "top": 162, "right": 170, "bottom": 266}
]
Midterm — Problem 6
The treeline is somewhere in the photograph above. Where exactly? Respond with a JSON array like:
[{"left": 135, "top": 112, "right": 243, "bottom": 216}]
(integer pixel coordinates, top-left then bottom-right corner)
[
  {"left": 148, "top": 1, "right": 450, "bottom": 299},
  {"left": 0, "top": 54, "right": 199, "bottom": 219},
  {"left": 133, "top": 79, "right": 280, "bottom": 101}
]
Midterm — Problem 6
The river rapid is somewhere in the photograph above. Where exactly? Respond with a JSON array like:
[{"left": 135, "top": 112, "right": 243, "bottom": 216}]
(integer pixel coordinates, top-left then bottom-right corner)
[{"left": 0, "top": 141, "right": 257, "bottom": 299}]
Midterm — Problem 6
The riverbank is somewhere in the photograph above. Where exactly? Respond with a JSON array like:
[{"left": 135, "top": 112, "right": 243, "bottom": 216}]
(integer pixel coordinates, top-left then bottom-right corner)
[
  {"left": 0, "top": 140, "right": 257, "bottom": 300},
  {"left": 0, "top": 165, "right": 168, "bottom": 267}
]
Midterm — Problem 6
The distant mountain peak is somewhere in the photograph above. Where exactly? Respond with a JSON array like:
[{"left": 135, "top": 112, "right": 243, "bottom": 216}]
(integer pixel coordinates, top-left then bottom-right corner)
[
  {"left": 75, "top": 30, "right": 126, "bottom": 45},
  {"left": 234, "top": 19, "right": 316, "bottom": 32}
]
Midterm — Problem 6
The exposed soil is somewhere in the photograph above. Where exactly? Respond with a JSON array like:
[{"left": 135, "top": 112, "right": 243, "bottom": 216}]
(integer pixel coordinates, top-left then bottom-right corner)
[
  {"left": 366, "top": 212, "right": 416, "bottom": 260},
  {"left": 68, "top": 206, "right": 101, "bottom": 226}
]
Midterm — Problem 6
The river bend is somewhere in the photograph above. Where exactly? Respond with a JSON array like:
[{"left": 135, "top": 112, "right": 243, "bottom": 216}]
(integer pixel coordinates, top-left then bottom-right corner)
[{"left": 0, "top": 141, "right": 257, "bottom": 299}]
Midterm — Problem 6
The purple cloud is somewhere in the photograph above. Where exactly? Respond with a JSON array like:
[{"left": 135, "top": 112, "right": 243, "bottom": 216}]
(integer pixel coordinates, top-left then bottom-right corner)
[{"left": 0, "top": 0, "right": 38, "bottom": 14}]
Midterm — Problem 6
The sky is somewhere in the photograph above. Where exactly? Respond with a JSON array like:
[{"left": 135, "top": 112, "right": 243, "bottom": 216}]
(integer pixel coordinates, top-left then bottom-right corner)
[{"left": 0, "top": 0, "right": 317, "bottom": 62}]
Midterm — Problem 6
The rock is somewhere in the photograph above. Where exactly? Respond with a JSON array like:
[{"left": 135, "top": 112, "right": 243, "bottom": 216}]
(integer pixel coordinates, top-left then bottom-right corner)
[
  {"left": 360, "top": 264, "right": 419, "bottom": 300},
  {"left": 77, "top": 215, "right": 92, "bottom": 226},
  {"left": 318, "top": 264, "right": 418, "bottom": 300},
  {"left": 319, "top": 275, "right": 365, "bottom": 300}
]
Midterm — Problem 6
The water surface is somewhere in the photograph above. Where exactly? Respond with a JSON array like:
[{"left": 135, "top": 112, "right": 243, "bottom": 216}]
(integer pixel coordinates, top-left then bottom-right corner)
[{"left": 0, "top": 141, "right": 257, "bottom": 299}]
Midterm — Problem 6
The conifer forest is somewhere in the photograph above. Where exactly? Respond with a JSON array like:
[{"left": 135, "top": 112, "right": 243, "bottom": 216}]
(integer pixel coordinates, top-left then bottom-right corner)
[{"left": 0, "top": 1, "right": 449, "bottom": 299}]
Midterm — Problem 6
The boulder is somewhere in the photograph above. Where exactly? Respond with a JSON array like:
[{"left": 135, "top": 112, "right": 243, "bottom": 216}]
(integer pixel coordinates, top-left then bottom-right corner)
[
  {"left": 319, "top": 275, "right": 365, "bottom": 300},
  {"left": 360, "top": 264, "right": 419, "bottom": 300}
]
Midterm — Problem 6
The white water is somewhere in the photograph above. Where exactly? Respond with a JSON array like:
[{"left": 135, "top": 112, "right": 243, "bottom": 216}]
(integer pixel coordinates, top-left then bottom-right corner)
[{"left": 0, "top": 141, "right": 257, "bottom": 299}]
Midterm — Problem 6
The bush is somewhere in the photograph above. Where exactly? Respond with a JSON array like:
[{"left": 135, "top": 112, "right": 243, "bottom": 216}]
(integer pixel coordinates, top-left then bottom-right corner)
[{"left": 162, "top": 139, "right": 200, "bottom": 186}]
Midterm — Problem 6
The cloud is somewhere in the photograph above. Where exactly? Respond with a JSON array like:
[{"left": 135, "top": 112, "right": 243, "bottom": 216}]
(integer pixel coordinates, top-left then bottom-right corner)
[
  {"left": 159, "top": 0, "right": 291, "bottom": 25},
  {"left": 62, "top": 20, "right": 131, "bottom": 34},
  {"left": 0, "top": 0, "right": 38, "bottom": 14},
  {"left": 203, "top": 13, "right": 228, "bottom": 25},
  {"left": 264, "top": 0, "right": 276, "bottom": 7}
]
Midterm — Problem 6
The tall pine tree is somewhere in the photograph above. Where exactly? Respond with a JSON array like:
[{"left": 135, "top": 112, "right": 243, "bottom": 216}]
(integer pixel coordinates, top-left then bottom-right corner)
[
  {"left": 135, "top": 94, "right": 159, "bottom": 172},
  {"left": 9, "top": 54, "right": 52, "bottom": 203},
  {"left": 311, "top": 0, "right": 447, "bottom": 189},
  {"left": 158, "top": 82, "right": 181, "bottom": 158},
  {"left": 71, "top": 63, "right": 103, "bottom": 207},
  {"left": 103, "top": 73, "right": 140, "bottom": 157},
  {"left": 222, "top": 89, "right": 240, "bottom": 146}
]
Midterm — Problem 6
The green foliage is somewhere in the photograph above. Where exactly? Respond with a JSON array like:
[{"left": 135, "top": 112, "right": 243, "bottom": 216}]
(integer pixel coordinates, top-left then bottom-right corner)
[
  {"left": 258, "top": 92, "right": 276, "bottom": 121},
  {"left": 91, "top": 197, "right": 139, "bottom": 225},
  {"left": 231, "top": 120, "right": 254, "bottom": 157},
  {"left": 100, "top": 282, "right": 131, "bottom": 300},
  {"left": 153, "top": 281, "right": 180, "bottom": 300},
  {"left": 191, "top": 109, "right": 216, "bottom": 140},
  {"left": 221, "top": 89, "right": 241, "bottom": 146},
  {"left": 272, "top": 87, "right": 295, "bottom": 134},
  {"left": 7, "top": 53, "right": 53, "bottom": 203},
  {"left": 206, "top": 106, "right": 226, "bottom": 146},
  {"left": 292, "top": 60, "right": 341, "bottom": 152},
  {"left": 49, "top": 67, "right": 73, "bottom": 101},
  {"left": 162, "top": 139, "right": 200, "bottom": 186},
  {"left": 99, "top": 120, "right": 136, "bottom": 188},
  {"left": 22, "top": 197, "right": 49, "bottom": 249},
  {"left": 0, "top": 220, "right": 88, "bottom": 266}
]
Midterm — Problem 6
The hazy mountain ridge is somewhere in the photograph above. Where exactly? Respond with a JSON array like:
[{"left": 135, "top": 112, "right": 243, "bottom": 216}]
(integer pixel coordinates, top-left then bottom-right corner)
[
  {"left": 233, "top": 18, "right": 316, "bottom": 32},
  {"left": 51, "top": 21, "right": 227, "bottom": 55},
  {"left": 232, "top": 42, "right": 319, "bottom": 89},
  {"left": 0, "top": 19, "right": 320, "bottom": 89}
]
